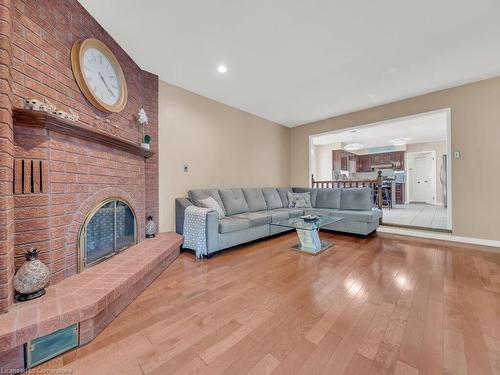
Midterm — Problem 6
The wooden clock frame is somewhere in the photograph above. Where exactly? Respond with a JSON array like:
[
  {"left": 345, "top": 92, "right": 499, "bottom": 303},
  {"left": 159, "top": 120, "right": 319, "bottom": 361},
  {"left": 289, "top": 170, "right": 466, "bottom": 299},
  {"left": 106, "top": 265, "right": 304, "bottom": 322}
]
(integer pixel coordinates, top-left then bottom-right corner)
[{"left": 71, "top": 38, "right": 128, "bottom": 113}]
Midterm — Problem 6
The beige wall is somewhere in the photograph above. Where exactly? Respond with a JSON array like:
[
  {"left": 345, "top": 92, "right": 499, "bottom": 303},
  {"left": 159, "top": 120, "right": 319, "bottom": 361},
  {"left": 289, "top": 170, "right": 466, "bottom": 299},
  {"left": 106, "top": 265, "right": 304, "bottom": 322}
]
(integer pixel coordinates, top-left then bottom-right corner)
[
  {"left": 159, "top": 81, "right": 290, "bottom": 231},
  {"left": 406, "top": 141, "right": 447, "bottom": 204},
  {"left": 291, "top": 76, "right": 500, "bottom": 241}
]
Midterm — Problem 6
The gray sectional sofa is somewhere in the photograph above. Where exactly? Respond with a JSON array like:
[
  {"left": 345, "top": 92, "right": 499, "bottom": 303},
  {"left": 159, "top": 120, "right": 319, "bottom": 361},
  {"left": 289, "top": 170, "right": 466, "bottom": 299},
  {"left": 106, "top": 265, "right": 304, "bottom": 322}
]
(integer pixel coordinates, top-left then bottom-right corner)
[{"left": 175, "top": 187, "right": 382, "bottom": 256}]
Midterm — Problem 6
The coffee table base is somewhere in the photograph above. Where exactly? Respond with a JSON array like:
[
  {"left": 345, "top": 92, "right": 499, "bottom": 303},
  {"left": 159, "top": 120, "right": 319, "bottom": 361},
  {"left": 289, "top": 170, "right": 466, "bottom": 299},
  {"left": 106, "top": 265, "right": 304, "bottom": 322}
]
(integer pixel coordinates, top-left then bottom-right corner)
[{"left": 292, "top": 229, "right": 334, "bottom": 255}]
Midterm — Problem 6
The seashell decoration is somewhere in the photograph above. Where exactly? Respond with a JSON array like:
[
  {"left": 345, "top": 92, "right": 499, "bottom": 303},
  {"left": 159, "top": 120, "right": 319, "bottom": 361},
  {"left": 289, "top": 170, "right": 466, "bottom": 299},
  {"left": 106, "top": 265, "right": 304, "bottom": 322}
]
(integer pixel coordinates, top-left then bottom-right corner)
[{"left": 24, "top": 97, "right": 79, "bottom": 122}]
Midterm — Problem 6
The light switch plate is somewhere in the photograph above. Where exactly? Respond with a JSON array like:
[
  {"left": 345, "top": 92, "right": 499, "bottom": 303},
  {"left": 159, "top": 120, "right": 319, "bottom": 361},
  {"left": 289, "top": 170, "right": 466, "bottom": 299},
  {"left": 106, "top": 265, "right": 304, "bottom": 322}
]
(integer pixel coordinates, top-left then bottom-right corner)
[{"left": 453, "top": 151, "right": 461, "bottom": 159}]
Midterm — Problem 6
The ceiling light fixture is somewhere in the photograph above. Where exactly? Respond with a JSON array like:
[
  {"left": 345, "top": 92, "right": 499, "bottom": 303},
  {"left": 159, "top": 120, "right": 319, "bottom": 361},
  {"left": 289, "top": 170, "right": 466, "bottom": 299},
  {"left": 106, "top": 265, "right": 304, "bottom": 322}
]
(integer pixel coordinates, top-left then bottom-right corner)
[
  {"left": 344, "top": 143, "right": 364, "bottom": 151},
  {"left": 217, "top": 65, "right": 228, "bottom": 73},
  {"left": 390, "top": 138, "right": 409, "bottom": 146}
]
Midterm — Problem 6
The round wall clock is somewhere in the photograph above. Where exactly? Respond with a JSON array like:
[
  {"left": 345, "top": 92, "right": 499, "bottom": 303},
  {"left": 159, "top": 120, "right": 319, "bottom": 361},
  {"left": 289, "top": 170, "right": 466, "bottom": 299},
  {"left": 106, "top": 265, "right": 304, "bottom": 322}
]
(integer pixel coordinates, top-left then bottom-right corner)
[{"left": 71, "top": 38, "right": 128, "bottom": 113}]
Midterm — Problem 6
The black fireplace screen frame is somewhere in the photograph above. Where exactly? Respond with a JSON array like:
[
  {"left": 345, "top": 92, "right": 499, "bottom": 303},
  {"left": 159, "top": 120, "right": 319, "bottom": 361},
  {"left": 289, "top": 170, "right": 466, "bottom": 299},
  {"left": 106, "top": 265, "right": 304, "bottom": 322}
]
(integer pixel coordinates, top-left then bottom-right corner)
[{"left": 78, "top": 198, "right": 137, "bottom": 271}]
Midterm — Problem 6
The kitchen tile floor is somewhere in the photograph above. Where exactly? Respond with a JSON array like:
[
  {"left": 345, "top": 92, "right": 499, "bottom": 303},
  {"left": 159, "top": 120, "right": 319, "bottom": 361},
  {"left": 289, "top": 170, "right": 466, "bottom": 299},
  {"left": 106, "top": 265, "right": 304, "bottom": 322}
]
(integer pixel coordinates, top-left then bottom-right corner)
[{"left": 382, "top": 203, "right": 448, "bottom": 229}]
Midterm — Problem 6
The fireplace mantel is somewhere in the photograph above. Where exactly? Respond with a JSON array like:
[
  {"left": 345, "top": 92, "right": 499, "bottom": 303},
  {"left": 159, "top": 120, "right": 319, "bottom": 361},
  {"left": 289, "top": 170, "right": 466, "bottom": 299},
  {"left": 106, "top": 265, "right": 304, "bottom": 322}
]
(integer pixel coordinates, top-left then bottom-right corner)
[{"left": 13, "top": 108, "right": 153, "bottom": 158}]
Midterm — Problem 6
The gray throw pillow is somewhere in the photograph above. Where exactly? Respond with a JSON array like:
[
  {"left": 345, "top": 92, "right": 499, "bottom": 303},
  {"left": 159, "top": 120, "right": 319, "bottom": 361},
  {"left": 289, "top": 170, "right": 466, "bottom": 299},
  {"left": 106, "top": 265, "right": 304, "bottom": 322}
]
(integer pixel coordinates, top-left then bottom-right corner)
[
  {"left": 288, "top": 192, "right": 312, "bottom": 208},
  {"left": 198, "top": 197, "right": 226, "bottom": 219}
]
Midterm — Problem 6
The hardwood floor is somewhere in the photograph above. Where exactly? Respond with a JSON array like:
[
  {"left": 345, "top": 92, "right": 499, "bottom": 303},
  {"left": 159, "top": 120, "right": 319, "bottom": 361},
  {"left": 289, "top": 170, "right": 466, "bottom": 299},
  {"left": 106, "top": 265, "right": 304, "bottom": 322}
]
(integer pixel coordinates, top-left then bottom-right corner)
[{"left": 38, "top": 231, "right": 500, "bottom": 374}]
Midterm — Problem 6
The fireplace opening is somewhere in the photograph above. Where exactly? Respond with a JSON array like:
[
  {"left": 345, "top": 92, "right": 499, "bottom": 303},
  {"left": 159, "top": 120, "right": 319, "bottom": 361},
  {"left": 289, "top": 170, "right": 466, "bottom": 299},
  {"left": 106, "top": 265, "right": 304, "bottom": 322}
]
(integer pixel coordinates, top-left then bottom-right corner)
[{"left": 78, "top": 199, "right": 137, "bottom": 270}]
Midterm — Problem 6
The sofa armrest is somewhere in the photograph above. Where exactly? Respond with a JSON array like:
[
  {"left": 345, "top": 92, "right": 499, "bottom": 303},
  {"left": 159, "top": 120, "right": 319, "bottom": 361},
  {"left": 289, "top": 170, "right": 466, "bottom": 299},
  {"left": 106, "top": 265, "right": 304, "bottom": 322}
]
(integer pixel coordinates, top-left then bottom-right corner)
[
  {"left": 175, "top": 198, "right": 193, "bottom": 235},
  {"left": 205, "top": 211, "right": 219, "bottom": 253}
]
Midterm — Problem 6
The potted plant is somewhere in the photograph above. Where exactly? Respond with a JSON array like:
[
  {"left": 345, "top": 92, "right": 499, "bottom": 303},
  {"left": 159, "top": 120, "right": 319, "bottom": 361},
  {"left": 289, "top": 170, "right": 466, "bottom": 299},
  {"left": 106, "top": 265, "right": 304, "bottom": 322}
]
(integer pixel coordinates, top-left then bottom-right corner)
[{"left": 142, "top": 134, "right": 151, "bottom": 150}]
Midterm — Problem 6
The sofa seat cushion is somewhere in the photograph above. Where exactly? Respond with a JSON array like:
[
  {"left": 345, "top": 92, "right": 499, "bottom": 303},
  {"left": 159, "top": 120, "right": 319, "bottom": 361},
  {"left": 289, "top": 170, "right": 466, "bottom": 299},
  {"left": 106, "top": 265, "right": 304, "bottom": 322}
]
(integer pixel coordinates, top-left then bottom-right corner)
[
  {"left": 219, "top": 217, "right": 250, "bottom": 234},
  {"left": 316, "top": 189, "right": 341, "bottom": 209},
  {"left": 257, "top": 209, "right": 289, "bottom": 222},
  {"left": 220, "top": 188, "right": 249, "bottom": 215},
  {"left": 233, "top": 212, "right": 272, "bottom": 227},
  {"left": 331, "top": 209, "right": 382, "bottom": 223},
  {"left": 285, "top": 208, "right": 304, "bottom": 218},
  {"left": 303, "top": 208, "right": 337, "bottom": 217},
  {"left": 242, "top": 188, "right": 267, "bottom": 212},
  {"left": 188, "top": 189, "right": 226, "bottom": 212},
  {"left": 262, "top": 188, "right": 283, "bottom": 210},
  {"left": 340, "top": 188, "right": 372, "bottom": 211}
]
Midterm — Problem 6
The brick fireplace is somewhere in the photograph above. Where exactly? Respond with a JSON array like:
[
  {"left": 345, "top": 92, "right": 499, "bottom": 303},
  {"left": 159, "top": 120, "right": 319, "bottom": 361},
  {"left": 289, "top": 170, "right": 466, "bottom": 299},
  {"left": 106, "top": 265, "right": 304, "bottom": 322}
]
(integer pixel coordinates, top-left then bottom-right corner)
[
  {"left": 0, "top": 0, "right": 160, "bottom": 312},
  {"left": 0, "top": 1, "right": 184, "bottom": 370}
]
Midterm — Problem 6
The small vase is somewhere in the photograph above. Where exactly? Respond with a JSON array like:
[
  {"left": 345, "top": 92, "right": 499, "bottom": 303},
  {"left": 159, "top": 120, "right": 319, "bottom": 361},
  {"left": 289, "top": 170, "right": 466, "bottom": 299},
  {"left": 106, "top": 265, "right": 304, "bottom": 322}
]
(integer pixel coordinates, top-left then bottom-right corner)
[
  {"left": 146, "top": 216, "right": 156, "bottom": 238},
  {"left": 14, "top": 248, "right": 50, "bottom": 301}
]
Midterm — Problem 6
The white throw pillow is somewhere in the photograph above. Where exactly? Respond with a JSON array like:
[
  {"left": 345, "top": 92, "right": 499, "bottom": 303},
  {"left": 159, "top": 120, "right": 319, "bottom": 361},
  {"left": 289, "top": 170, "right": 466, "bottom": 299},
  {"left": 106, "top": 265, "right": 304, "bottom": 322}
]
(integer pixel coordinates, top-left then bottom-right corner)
[
  {"left": 288, "top": 192, "right": 312, "bottom": 208},
  {"left": 198, "top": 196, "right": 226, "bottom": 219}
]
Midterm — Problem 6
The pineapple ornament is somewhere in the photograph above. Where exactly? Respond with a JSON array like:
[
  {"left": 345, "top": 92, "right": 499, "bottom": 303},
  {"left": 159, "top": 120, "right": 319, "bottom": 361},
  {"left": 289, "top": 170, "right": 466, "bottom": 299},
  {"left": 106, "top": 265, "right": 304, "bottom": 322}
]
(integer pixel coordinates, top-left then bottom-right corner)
[{"left": 13, "top": 248, "right": 50, "bottom": 301}]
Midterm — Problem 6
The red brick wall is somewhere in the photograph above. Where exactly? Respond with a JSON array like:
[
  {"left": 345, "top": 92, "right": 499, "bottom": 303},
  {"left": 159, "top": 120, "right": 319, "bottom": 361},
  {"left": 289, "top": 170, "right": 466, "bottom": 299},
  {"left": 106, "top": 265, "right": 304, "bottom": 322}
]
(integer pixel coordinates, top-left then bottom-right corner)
[
  {"left": 143, "top": 72, "right": 159, "bottom": 224},
  {"left": 0, "top": 0, "right": 159, "bottom": 311},
  {"left": 0, "top": 0, "right": 15, "bottom": 314}
]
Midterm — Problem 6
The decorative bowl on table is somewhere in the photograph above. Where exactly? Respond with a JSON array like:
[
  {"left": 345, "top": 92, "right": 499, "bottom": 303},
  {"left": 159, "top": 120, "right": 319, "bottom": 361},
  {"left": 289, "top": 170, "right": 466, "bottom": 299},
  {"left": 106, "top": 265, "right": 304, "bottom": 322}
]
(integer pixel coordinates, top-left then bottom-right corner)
[{"left": 300, "top": 215, "right": 320, "bottom": 222}]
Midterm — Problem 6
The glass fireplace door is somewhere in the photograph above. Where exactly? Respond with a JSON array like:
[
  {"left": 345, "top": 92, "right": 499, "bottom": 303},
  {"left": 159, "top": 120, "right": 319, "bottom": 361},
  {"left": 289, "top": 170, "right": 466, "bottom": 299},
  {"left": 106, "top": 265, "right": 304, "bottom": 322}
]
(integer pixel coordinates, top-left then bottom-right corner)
[{"left": 82, "top": 200, "right": 136, "bottom": 268}]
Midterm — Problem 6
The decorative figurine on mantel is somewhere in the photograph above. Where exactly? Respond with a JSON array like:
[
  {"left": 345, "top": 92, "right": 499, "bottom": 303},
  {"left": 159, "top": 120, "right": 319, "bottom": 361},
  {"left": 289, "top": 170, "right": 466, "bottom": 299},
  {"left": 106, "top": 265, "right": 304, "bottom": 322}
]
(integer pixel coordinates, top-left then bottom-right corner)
[
  {"left": 146, "top": 216, "right": 156, "bottom": 238},
  {"left": 138, "top": 108, "right": 151, "bottom": 150},
  {"left": 24, "top": 97, "right": 79, "bottom": 122},
  {"left": 13, "top": 248, "right": 50, "bottom": 301}
]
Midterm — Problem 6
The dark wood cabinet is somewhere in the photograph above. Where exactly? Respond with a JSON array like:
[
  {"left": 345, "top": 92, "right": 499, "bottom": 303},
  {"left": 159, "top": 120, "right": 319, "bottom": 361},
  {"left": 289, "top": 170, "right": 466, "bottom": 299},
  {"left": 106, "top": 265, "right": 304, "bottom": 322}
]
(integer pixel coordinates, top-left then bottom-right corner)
[
  {"left": 355, "top": 155, "right": 371, "bottom": 172},
  {"left": 333, "top": 150, "right": 357, "bottom": 172},
  {"left": 334, "top": 150, "right": 405, "bottom": 173},
  {"left": 395, "top": 183, "right": 404, "bottom": 204}
]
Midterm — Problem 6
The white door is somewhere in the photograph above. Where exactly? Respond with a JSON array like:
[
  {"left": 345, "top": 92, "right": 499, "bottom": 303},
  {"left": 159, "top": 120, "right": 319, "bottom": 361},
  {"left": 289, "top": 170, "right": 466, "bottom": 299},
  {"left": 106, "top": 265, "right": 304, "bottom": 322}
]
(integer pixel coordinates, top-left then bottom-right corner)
[{"left": 408, "top": 152, "right": 435, "bottom": 204}]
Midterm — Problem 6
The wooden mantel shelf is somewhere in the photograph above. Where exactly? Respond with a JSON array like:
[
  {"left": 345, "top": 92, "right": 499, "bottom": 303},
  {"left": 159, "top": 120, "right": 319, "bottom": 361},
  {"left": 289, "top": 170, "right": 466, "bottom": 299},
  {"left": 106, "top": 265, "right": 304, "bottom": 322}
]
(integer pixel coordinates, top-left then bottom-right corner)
[{"left": 13, "top": 108, "right": 153, "bottom": 158}]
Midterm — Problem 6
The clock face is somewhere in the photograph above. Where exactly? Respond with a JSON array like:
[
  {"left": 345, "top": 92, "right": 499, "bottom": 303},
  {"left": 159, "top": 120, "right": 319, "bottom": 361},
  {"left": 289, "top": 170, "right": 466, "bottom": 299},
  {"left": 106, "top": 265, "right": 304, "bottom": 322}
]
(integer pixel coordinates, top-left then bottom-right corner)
[
  {"left": 83, "top": 48, "right": 121, "bottom": 106},
  {"left": 71, "top": 39, "right": 128, "bottom": 113}
]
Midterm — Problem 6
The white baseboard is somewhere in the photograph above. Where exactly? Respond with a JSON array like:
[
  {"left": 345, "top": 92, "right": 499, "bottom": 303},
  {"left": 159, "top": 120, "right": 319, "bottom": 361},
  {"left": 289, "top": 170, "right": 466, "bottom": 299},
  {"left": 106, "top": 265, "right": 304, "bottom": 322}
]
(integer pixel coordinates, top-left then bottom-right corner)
[{"left": 378, "top": 225, "right": 500, "bottom": 251}]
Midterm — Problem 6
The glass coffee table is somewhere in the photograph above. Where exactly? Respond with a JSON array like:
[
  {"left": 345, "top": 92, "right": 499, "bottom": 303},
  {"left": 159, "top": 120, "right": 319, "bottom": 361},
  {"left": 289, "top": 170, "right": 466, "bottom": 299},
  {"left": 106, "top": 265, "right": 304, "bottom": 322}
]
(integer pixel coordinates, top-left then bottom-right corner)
[{"left": 271, "top": 216, "right": 343, "bottom": 255}]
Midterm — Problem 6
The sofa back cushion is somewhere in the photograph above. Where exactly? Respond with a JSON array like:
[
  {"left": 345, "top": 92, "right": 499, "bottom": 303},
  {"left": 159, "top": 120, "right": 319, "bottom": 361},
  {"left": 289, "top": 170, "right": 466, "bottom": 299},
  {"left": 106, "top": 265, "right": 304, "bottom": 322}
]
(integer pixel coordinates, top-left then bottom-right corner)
[
  {"left": 262, "top": 188, "right": 283, "bottom": 210},
  {"left": 277, "top": 188, "right": 291, "bottom": 208},
  {"left": 316, "top": 189, "right": 341, "bottom": 209},
  {"left": 219, "top": 188, "right": 249, "bottom": 215},
  {"left": 188, "top": 189, "right": 226, "bottom": 213},
  {"left": 340, "top": 188, "right": 372, "bottom": 211},
  {"left": 242, "top": 188, "right": 267, "bottom": 212},
  {"left": 292, "top": 188, "right": 318, "bottom": 207}
]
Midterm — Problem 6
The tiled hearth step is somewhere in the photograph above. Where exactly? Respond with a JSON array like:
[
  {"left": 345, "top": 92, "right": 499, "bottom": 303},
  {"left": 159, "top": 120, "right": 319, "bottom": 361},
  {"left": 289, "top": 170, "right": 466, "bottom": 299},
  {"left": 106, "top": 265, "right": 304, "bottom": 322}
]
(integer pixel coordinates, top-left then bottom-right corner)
[{"left": 0, "top": 233, "right": 182, "bottom": 367}]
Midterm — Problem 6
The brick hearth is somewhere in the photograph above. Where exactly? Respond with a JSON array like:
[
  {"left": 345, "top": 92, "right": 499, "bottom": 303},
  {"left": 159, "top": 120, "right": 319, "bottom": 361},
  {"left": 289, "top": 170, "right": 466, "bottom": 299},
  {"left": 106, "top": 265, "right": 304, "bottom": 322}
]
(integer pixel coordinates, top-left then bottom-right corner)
[{"left": 0, "top": 233, "right": 182, "bottom": 369}]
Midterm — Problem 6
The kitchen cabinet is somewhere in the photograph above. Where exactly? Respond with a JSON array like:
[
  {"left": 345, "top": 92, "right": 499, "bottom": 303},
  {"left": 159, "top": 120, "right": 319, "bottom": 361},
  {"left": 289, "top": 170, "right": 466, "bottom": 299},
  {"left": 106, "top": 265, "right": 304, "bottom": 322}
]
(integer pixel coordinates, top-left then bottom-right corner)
[
  {"left": 356, "top": 155, "right": 372, "bottom": 172},
  {"left": 333, "top": 150, "right": 357, "bottom": 172},
  {"left": 395, "top": 183, "right": 404, "bottom": 204},
  {"left": 333, "top": 150, "right": 405, "bottom": 174}
]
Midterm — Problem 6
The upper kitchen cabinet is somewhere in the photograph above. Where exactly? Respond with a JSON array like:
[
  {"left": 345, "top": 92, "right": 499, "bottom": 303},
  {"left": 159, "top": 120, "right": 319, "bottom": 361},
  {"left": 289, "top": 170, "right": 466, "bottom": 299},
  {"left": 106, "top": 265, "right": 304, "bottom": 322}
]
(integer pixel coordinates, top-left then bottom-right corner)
[
  {"left": 392, "top": 151, "right": 405, "bottom": 170},
  {"left": 354, "top": 151, "right": 405, "bottom": 172},
  {"left": 333, "top": 150, "right": 357, "bottom": 172},
  {"left": 356, "top": 155, "right": 372, "bottom": 172}
]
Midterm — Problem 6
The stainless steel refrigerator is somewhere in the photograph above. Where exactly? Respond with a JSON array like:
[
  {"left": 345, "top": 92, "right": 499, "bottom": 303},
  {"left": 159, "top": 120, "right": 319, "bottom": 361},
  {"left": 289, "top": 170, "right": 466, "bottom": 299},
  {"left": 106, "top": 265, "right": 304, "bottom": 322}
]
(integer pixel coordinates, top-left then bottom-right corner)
[{"left": 440, "top": 154, "right": 448, "bottom": 208}]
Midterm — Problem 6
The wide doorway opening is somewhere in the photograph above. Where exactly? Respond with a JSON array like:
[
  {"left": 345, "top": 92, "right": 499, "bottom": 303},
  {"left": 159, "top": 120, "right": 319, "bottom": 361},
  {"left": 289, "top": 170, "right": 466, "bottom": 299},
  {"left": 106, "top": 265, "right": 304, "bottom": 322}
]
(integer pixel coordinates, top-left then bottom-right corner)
[{"left": 309, "top": 109, "right": 452, "bottom": 231}]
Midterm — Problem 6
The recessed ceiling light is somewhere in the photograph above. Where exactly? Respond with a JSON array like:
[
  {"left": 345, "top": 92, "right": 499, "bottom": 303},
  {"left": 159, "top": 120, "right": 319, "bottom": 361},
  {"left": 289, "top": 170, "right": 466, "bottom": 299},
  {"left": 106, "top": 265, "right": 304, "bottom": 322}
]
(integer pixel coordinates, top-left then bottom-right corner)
[
  {"left": 344, "top": 143, "right": 364, "bottom": 151},
  {"left": 390, "top": 138, "right": 409, "bottom": 146},
  {"left": 217, "top": 65, "right": 227, "bottom": 73}
]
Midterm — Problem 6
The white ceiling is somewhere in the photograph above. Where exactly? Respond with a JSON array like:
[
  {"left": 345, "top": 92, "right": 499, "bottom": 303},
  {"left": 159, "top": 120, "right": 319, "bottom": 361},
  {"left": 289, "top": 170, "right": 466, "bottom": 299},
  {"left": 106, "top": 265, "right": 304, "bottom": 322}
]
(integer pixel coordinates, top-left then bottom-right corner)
[
  {"left": 80, "top": 0, "right": 500, "bottom": 127},
  {"left": 312, "top": 110, "right": 447, "bottom": 148}
]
